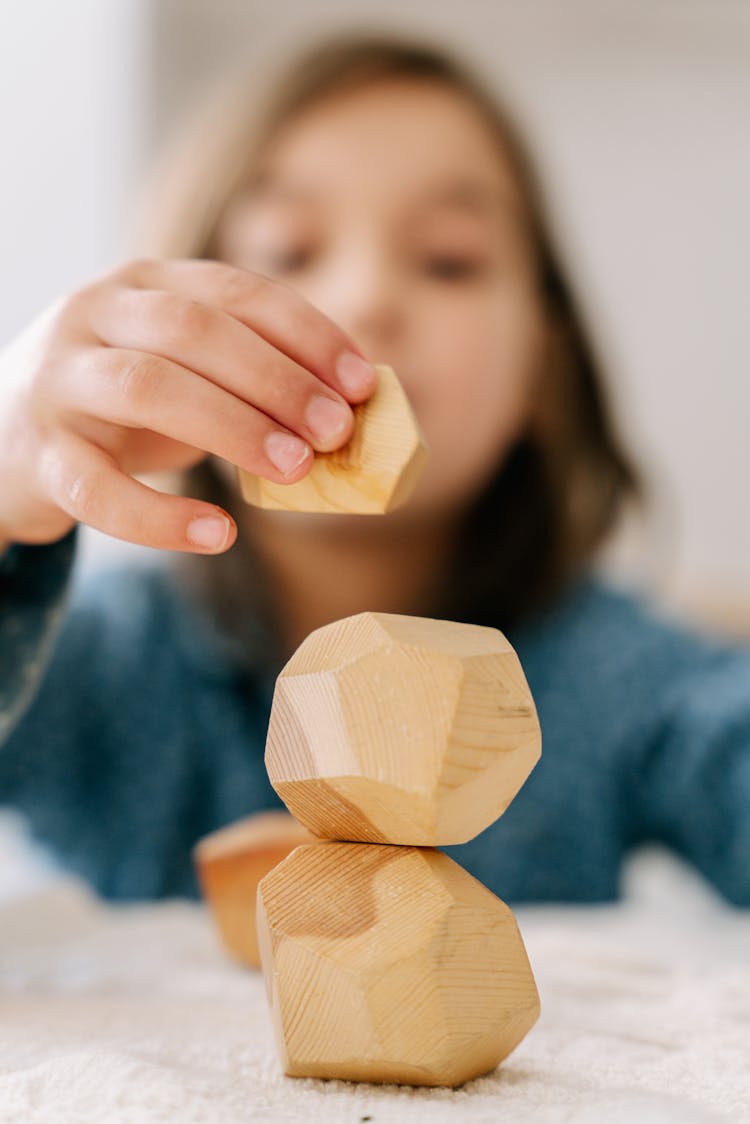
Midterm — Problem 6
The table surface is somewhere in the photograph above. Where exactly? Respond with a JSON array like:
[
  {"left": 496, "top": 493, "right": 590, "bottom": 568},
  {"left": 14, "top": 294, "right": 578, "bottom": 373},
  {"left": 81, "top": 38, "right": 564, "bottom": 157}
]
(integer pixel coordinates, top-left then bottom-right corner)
[{"left": 0, "top": 819, "right": 748, "bottom": 1124}]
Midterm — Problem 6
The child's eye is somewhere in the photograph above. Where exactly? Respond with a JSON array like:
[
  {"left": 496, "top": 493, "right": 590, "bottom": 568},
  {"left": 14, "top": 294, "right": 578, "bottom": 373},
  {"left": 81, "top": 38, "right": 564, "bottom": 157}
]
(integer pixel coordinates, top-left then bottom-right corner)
[
  {"left": 422, "top": 257, "right": 485, "bottom": 281},
  {"left": 265, "top": 247, "right": 316, "bottom": 274}
]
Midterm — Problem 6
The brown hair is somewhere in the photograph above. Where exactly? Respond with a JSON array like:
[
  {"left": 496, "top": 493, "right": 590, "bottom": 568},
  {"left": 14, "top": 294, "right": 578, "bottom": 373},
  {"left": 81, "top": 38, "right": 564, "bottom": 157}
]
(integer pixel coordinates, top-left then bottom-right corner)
[{"left": 141, "top": 31, "right": 642, "bottom": 662}]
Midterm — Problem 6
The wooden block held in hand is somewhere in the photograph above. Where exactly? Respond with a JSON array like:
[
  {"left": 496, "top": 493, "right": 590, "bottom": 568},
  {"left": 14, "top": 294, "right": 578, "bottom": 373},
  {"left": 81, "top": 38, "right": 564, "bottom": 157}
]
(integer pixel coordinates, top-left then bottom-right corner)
[
  {"left": 237, "top": 364, "right": 428, "bottom": 514},
  {"left": 257, "top": 841, "right": 540, "bottom": 1086},
  {"left": 265, "top": 612, "right": 541, "bottom": 846},
  {"left": 194, "top": 811, "right": 313, "bottom": 968}
]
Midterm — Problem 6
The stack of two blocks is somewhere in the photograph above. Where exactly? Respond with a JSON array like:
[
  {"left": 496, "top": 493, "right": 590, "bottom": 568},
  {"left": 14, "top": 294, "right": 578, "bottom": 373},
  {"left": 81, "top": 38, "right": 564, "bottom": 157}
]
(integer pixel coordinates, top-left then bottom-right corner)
[{"left": 252, "top": 609, "right": 542, "bottom": 1087}]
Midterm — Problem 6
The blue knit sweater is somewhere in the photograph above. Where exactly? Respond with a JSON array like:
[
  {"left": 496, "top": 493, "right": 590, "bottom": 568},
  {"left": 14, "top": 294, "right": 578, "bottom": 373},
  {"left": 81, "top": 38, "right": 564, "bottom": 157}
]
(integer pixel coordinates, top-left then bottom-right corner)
[{"left": 1, "top": 530, "right": 749, "bottom": 904}]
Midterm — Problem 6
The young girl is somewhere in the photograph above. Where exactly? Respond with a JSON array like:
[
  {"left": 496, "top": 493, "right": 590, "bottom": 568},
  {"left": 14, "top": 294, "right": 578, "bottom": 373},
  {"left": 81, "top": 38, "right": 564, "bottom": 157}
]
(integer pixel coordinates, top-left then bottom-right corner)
[{"left": 1, "top": 33, "right": 748, "bottom": 905}]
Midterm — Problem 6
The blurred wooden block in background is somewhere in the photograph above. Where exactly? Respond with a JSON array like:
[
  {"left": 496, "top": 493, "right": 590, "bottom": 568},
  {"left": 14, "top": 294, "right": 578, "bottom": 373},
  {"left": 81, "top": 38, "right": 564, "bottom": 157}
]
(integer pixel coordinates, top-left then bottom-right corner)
[
  {"left": 237, "top": 364, "right": 428, "bottom": 514},
  {"left": 194, "top": 811, "right": 313, "bottom": 968},
  {"left": 265, "top": 611, "right": 541, "bottom": 846},
  {"left": 257, "top": 841, "right": 540, "bottom": 1086}
]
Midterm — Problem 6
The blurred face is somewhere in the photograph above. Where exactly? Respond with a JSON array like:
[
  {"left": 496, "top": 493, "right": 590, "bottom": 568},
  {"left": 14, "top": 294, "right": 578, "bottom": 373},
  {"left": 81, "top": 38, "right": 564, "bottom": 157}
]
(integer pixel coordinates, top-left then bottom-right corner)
[{"left": 217, "top": 78, "right": 547, "bottom": 520}]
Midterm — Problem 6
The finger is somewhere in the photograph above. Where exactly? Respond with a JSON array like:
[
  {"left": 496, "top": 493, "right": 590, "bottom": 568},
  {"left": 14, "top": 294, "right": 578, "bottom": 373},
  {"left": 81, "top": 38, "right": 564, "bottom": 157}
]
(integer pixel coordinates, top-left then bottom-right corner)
[
  {"left": 62, "top": 348, "right": 315, "bottom": 483},
  {"left": 120, "top": 257, "right": 378, "bottom": 403},
  {"left": 88, "top": 287, "right": 356, "bottom": 453},
  {"left": 37, "top": 429, "right": 238, "bottom": 554},
  {"left": 116, "top": 430, "right": 205, "bottom": 475}
]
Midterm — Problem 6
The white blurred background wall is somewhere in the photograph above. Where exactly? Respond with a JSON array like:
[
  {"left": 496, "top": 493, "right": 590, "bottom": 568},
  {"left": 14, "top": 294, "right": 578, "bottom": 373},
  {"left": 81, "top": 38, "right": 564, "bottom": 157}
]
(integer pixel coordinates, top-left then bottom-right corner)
[
  {"left": 2, "top": 0, "right": 748, "bottom": 628},
  {"left": 0, "top": 1, "right": 149, "bottom": 338}
]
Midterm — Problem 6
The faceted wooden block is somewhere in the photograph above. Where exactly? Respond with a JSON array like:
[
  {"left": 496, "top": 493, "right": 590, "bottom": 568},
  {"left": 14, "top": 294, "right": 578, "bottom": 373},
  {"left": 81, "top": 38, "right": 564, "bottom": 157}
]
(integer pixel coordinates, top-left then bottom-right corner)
[
  {"left": 257, "top": 842, "right": 540, "bottom": 1086},
  {"left": 194, "top": 811, "right": 313, "bottom": 968},
  {"left": 265, "top": 612, "right": 541, "bottom": 846},
  {"left": 237, "top": 364, "right": 427, "bottom": 514}
]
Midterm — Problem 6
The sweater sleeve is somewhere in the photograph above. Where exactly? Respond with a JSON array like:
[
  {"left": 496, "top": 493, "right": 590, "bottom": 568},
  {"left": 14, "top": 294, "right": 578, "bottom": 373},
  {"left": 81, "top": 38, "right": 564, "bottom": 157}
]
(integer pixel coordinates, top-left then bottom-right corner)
[
  {"left": 0, "top": 528, "right": 78, "bottom": 745},
  {"left": 631, "top": 634, "right": 750, "bottom": 906}
]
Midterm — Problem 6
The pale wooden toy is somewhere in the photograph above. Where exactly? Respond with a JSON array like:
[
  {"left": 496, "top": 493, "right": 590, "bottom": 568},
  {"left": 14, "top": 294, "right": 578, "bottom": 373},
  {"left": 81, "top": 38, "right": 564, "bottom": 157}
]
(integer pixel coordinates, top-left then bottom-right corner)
[
  {"left": 237, "top": 364, "right": 428, "bottom": 514},
  {"left": 194, "top": 811, "right": 313, "bottom": 968},
  {"left": 257, "top": 841, "right": 540, "bottom": 1086},
  {"left": 264, "top": 611, "right": 541, "bottom": 846}
]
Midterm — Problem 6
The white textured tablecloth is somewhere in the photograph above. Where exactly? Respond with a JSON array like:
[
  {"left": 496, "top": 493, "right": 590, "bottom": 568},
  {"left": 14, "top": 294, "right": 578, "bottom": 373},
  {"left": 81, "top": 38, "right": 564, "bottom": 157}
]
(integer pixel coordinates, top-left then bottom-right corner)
[{"left": 0, "top": 817, "right": 748, "bottom": 1124}]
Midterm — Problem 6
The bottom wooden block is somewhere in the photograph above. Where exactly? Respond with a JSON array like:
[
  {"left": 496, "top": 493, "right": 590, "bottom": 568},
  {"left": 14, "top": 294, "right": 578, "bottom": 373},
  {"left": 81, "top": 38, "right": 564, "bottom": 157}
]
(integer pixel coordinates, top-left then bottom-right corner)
[
  {"left": 194, "top": 811, "right": 313, "bottom": 968},
  {"left": 257, "top": 842, "right": 540, "bottom": 1087}
]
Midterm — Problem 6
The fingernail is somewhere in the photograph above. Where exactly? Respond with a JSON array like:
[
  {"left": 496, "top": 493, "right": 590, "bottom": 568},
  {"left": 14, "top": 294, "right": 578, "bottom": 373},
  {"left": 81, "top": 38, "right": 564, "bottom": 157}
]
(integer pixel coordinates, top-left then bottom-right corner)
[
  {"left": 187, "top": 513, "right": 232, "bottom": 550},
  {"left": 305, "top": 395, "right": 351, "bottom": 444},
  {"left": 265, "top": 431, "right": 311, "bottom": 477},
  {"left": 336, "top": 352, "right": 377, "bottom": 397}
]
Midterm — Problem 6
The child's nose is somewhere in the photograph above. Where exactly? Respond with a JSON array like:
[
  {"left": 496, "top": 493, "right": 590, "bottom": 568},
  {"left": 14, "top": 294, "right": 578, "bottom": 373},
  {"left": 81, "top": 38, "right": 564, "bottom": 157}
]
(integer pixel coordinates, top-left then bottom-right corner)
[{"left": 323, "top": 248, "right": 404, "bottom": 354}]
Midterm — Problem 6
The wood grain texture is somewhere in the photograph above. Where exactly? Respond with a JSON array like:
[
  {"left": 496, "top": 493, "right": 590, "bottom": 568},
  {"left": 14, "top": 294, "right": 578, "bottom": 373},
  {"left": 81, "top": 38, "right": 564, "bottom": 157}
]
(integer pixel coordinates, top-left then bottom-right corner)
[
  {"left": 237, "top": 364, "right": 428, "bottom": 514},
  {"left": 257, "top": 842, "right": 540, "bottom": 1086},
  {"left": 194, "top": 811, "right": 313, "bottom": 968},
  {"left": 265, "top": 612, "right": 541, "bottom": 846}
]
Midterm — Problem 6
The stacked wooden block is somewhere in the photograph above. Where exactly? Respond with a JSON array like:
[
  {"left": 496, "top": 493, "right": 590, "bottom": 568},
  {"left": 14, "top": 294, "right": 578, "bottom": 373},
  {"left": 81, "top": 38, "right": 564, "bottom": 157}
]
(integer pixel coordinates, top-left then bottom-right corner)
[{"left": 200, "top": 613, "right": 542, "bottom": 1086}]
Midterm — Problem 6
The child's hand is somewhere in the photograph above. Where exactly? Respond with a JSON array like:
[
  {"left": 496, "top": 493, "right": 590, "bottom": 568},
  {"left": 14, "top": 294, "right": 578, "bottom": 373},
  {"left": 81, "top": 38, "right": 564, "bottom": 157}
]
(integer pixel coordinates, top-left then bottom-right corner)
[{"left": 0, "top": 259, "right": 376, "bottom": 553}]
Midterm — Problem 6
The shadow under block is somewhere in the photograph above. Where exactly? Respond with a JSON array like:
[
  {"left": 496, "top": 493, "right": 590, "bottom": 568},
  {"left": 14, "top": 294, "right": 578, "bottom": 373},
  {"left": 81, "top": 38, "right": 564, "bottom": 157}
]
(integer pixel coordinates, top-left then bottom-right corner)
[
  {"left": 265, "top": 612, "right": 541, "bottom": 846},
  {"left": 257, "top": 842, "right": 540, "bottom": 1086},
  {"left": 237, "top": 364, "right": 428, "bottom": 514},
  {"left": 194, "top": 811, "right": 313, "bottom": 968}
]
